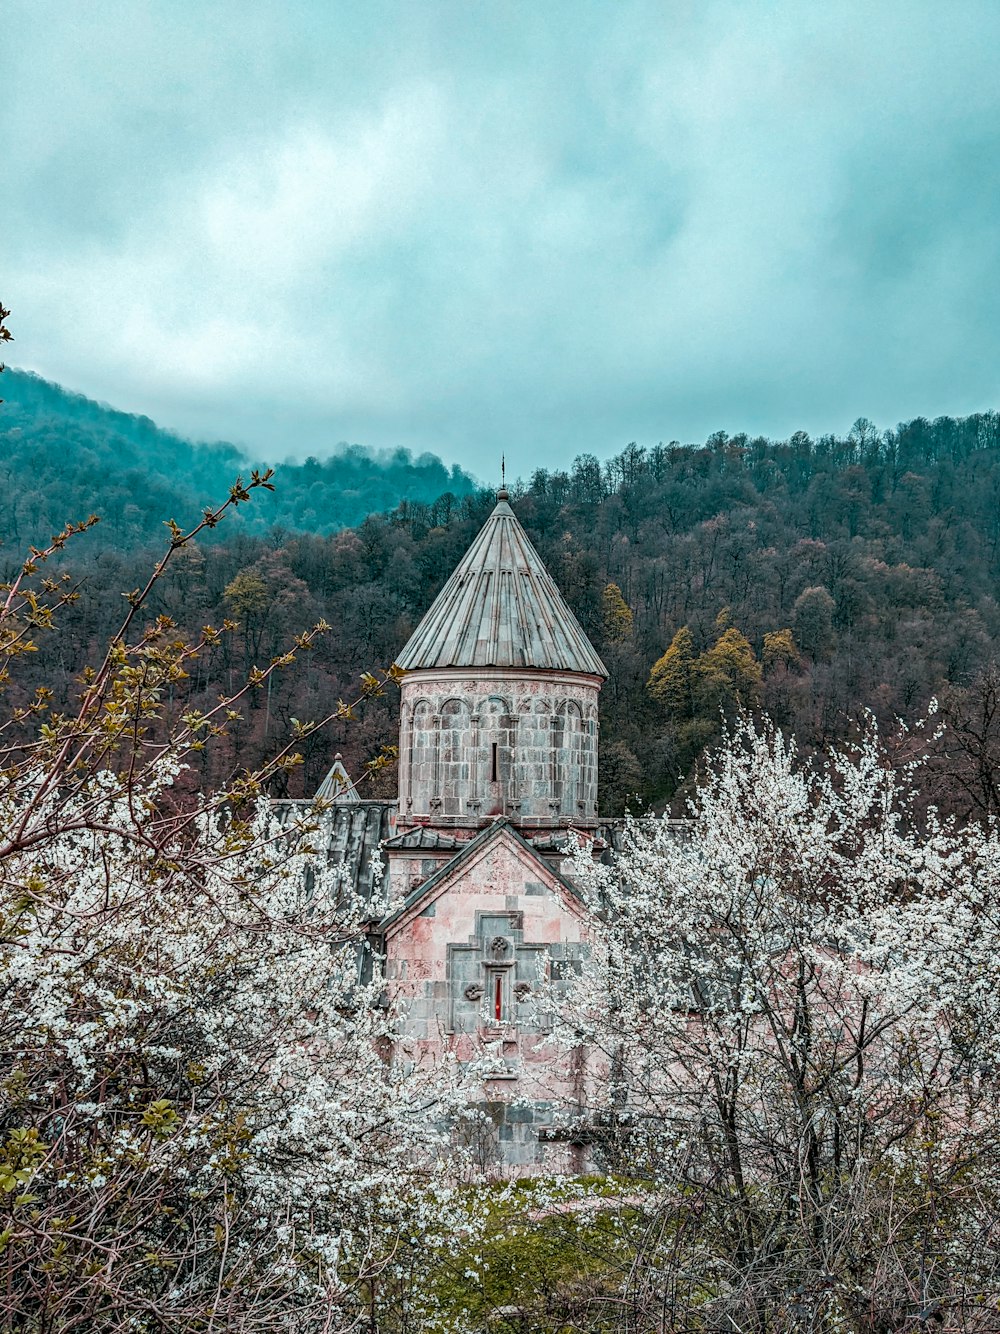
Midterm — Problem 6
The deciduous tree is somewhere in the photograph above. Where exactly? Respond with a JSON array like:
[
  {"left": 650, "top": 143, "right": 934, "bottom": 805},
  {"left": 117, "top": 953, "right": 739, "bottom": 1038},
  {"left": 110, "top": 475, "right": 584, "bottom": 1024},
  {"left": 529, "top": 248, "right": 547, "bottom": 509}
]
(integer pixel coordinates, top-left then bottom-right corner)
[
  {"left": 561, "top": 715, "right": 1000, "bottom": 1331},
  {"left": 0, "top": 484, "right": 472, "bottom": 1332}
]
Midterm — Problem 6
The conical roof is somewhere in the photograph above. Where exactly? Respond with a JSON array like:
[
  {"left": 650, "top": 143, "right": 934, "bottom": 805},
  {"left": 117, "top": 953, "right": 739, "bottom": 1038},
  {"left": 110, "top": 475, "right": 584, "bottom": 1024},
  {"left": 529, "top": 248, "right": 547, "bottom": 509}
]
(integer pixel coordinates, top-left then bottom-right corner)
[
  {"left": 315, "top": 754, "right": 359, "bottom": 804},
  {"left": 395, "top": 492, "right": 607, "bottom": 677}
]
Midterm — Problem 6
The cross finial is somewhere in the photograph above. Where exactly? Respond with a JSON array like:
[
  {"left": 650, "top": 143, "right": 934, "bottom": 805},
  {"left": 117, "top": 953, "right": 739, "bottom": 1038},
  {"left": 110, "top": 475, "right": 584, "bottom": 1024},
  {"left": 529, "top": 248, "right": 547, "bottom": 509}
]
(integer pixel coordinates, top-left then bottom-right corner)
[{"left": 498, "top": 453, "right": 509, "bottom": 502}]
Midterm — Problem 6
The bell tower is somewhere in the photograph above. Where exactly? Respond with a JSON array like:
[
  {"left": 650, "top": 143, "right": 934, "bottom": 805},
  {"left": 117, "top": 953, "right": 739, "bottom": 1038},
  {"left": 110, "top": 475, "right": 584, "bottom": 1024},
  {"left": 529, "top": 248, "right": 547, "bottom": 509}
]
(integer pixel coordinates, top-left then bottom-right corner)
[{"left": 394, "top": 488, "right": 607, "bottom": 830}]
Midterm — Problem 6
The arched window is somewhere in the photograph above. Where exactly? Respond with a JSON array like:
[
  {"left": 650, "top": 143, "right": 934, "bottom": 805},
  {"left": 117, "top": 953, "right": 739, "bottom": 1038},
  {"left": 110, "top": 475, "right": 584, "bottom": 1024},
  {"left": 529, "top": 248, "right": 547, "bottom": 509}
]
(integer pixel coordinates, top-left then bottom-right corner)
[
  {"left": 410, "top": 700, "right": 435, "bottom": 811},
  {"left": 479, "top": 695, "right": 511, "bottom": 815},
  {"left": 583, "top": 703, "right": 600, "bottom": 811},
  {"left": 399, "top": 701, "right": 413, "bottom": 805},
  {"left": 439, "top": 698, "right": 470, "bottom": 815},
  {"left": 555, "top": 700, "right": 583, "bottom": 816},
  {"left": 516, "top": 698, "right": 551, "bottom": 815}
]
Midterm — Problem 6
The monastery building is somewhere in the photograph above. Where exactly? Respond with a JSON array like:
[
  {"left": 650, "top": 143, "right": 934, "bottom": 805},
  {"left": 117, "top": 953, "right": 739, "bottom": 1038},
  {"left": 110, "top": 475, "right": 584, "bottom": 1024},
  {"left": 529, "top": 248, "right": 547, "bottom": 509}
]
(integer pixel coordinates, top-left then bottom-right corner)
[{"left": 300, "top": 487, "right": 611, "bottom": 1169}]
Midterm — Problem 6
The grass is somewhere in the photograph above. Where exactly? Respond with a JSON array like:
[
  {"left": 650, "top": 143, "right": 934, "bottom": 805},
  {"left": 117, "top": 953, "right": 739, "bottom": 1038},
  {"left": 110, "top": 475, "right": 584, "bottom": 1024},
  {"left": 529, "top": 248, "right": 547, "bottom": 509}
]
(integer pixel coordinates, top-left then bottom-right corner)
[{"left": 372, "top": 1174, "right": 651, "bottom": 1333}]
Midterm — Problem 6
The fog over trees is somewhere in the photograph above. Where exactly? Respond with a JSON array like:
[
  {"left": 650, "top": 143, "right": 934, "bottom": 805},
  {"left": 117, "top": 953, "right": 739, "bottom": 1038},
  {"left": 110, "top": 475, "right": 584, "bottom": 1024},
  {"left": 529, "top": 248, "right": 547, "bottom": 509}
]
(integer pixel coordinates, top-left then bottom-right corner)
[{"left": 0, "top": 370, "right": 475, "bottom": 547}]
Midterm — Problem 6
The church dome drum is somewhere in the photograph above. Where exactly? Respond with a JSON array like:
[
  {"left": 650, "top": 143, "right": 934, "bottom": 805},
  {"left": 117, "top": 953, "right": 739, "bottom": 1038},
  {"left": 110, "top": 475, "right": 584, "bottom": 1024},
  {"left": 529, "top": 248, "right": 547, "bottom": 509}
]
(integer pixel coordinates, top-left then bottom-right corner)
[{"left": 394, "top": 491, "right": 606, "bottom": 828}]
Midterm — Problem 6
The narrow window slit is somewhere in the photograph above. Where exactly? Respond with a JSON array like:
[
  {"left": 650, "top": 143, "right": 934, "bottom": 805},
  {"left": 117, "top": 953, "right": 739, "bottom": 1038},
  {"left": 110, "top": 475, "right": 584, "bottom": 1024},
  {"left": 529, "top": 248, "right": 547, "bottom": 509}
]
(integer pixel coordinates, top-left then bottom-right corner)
[{"left": 491, "top": 741, "right": 499, "bottom": 783}]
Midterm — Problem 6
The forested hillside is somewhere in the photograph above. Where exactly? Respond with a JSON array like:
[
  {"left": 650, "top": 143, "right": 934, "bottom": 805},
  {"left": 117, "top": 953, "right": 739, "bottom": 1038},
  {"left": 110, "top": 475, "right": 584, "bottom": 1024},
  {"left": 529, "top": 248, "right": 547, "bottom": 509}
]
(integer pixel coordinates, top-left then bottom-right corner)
[
  {"left": 0, "top": 370, "right": 475, "bottom": 545},
  {"left": 4, "top": 384, "right": 1000, "bottom": 818}
]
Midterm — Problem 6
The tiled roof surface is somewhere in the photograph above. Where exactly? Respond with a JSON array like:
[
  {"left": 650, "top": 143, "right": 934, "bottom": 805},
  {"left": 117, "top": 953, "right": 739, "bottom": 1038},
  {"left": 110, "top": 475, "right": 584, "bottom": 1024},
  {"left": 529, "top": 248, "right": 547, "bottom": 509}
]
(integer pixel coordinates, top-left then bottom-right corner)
[
  {"left": 272, "top": 799, "right": 394, "bottom": 906},
  {"left": 394, "top": 494, "right": 607, "bottom": 677}
]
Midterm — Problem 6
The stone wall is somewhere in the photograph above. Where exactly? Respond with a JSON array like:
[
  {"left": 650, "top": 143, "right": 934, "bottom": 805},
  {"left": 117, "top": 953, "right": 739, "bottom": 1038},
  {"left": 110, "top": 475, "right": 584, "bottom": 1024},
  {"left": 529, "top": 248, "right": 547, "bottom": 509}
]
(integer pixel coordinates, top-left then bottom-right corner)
[
  {"left": 382, "top": 824, "right": 605, "bottom": 1172},
  {"left": 398, "top": 668, "right": 601, "bottom": 827}
]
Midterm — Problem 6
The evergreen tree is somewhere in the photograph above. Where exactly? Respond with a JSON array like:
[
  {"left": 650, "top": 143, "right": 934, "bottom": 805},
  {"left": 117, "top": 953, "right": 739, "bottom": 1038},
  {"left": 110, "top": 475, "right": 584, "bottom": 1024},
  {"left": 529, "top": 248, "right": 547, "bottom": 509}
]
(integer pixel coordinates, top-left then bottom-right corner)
[
  {"left": 601, "top": 582, "right": 634, "bottom": 643},
  {"left": 647, "top": 626, "right": 696, "bottom": 715}
]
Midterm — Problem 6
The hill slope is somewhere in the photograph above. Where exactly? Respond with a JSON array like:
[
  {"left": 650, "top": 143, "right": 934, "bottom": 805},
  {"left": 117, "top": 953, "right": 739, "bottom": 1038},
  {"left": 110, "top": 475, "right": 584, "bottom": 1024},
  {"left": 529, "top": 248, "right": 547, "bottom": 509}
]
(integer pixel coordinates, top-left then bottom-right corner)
[
  {"left": 4, "top": 377, "right": 1000, "bottom": 820},
  {"left": 0, "top": 370, "right": 476, "bottom": 548}
]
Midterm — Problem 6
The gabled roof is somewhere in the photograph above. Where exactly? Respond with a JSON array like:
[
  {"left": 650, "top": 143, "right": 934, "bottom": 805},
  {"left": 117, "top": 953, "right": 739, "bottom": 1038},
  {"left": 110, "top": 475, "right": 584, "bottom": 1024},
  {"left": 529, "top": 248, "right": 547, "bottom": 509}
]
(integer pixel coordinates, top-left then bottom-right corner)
[
  {"left": 394, "top": 491, "right": 607, "bottom": 677},
  {"left": 380, "top": 817, "right": 587, "bottom": 935}
]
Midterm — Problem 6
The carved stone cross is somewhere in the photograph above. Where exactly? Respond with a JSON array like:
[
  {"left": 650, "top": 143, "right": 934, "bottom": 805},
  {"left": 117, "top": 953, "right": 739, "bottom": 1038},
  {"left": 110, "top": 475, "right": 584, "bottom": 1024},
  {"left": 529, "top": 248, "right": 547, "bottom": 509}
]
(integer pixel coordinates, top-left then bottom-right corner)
[{"left": 447, "top": 911, "right": 547, "bottom": 1033}]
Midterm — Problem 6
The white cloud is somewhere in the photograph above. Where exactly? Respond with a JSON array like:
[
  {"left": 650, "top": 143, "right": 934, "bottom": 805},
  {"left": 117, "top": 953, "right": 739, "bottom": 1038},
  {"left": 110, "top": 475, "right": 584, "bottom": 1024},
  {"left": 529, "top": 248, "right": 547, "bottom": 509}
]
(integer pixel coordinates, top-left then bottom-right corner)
[{"left": 4, "top": 0, "right": 1000, "bottom": 472}]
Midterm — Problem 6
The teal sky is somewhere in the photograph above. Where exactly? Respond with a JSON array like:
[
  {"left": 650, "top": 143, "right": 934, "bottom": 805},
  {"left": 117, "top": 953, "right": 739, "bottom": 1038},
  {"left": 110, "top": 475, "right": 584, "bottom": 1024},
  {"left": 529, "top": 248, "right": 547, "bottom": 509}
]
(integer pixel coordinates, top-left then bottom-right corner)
[{"left": 5, "top": 1, "right": 1000, "bottom": 479}]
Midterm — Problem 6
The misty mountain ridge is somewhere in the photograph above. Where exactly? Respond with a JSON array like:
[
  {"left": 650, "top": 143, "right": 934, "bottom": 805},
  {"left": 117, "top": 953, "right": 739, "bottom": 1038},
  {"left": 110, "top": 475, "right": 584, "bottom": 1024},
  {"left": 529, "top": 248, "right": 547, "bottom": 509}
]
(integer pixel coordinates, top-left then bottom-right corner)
[{"left": 0, "top": 369, "right": 477, "bottom": 550}]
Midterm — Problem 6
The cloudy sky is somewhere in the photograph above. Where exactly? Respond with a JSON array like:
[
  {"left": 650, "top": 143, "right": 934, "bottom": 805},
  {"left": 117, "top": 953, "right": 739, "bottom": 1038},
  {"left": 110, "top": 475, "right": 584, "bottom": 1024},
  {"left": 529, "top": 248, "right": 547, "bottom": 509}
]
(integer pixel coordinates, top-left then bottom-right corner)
[{"left": 4, "top": 1, "right": 1000, "bottom": 479}]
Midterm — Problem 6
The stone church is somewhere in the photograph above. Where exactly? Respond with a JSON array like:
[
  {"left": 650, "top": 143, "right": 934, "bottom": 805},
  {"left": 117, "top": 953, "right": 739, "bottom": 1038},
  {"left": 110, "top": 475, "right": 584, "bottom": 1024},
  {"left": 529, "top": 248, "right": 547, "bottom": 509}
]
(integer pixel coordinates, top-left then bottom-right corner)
[{"left": 301, "top": 487, "right": 611, "bottom": 1169}]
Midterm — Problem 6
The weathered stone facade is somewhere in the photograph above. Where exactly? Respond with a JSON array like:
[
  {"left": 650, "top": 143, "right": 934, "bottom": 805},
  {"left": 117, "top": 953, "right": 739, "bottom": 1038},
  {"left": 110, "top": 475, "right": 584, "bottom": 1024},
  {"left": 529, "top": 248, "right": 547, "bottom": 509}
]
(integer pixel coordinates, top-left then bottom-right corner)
[
  {"left": 379, "top": 820, "right": 603, "bottom": 1170},
  {"left": 375, "top": 490, "right": 611, "bottom": 1170},
  {"left": 398, "top": 668, "right": 601, "bottom": 826}
]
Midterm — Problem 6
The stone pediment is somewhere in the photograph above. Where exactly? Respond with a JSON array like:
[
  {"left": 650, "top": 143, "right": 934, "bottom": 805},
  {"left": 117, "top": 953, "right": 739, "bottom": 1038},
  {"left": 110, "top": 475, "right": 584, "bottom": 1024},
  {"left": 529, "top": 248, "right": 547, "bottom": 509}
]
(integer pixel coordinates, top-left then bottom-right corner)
[{"left": 380, "top": 818, "right": 590, "bottom": 940}]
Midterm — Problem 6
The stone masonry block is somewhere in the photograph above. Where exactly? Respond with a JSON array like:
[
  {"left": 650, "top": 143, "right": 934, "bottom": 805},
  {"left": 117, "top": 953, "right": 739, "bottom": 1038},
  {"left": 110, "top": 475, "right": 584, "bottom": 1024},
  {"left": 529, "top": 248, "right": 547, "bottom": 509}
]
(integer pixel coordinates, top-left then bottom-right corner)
[{"left": 506, "top": 1103, "right": 535, "bottom": 1124}]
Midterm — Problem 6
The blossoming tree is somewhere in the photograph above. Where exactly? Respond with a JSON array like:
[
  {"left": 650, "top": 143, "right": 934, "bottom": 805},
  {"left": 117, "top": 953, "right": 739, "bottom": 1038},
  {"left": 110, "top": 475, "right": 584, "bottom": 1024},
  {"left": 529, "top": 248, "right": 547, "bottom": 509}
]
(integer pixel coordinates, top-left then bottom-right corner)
[
  {"left": 563, "top": 716, "right": 1000, "bottom": 1333},
  {"left": 0, "top": 486, "right": 471, "bottom": 1332}
]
